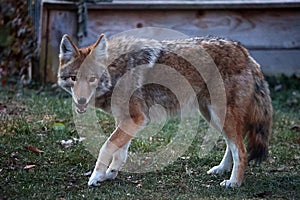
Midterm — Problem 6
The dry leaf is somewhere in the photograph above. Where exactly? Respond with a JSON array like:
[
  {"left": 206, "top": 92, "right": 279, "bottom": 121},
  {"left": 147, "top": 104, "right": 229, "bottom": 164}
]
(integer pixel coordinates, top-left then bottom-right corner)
[
  {"left": 60, "top": 139, "right": 73, "bottom": 148},
  {"left": 24, "top": 164, "right": 36, "bottom": 169},
  {"left": 290, "top": 124, "right": 300, "bottom": 132},
  {"left": 73, "top": 137, "right": 86, "bottom": 142},
  {"left": 254, "top": 191, "right": 272, "bottom": 198},
  {"left": 84, "top": 171, "right": 92, "bottom": 177},
  {"left": 0, "top": 103, "right": 7, "bottom": 114},
  {"left": 60, "top": 137, "right": 86, "bottom": 148},
  {"left": 24, "top": 145, "right": 44, "bottom": 154},
  {"left": 103, "top": 120, "right": 110, "bottom": 125},
  {"left": 276, "top": 166, "right": 286, "bottom": 171}
]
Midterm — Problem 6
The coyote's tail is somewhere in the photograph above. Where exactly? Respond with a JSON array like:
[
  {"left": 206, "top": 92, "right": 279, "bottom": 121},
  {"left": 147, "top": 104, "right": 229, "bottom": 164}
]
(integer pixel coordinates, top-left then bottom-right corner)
[{"left": 246, "top": 60, "right": 273, "bottom": 163}]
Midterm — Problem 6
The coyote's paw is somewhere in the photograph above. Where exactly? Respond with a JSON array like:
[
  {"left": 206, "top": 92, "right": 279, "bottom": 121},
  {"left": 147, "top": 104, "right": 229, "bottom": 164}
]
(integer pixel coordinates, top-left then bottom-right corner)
[
  {"left": 220, "top": 179, "right": 241, "bottom": 188},
  {"left": 88, "top": 171, "right": 106, "bottom": 186},
  {"left": 207, "top": 165, "right": 230, "bottom": 175},
  {"left": 106, "top": 169, "right": 118, "bottom": 180}
]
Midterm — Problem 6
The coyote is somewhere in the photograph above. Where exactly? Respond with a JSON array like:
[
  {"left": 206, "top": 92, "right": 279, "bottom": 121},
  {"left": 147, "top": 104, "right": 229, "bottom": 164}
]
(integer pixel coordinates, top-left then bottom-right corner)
[{"left": 58, "top": 33, "right": 272, "bottom": 187}]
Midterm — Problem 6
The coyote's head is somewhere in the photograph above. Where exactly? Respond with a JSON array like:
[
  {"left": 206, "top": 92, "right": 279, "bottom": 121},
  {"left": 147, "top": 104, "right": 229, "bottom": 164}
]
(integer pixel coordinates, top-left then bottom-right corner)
[{"left": 58, "top": 34, "right": 111, "bottom": 114}]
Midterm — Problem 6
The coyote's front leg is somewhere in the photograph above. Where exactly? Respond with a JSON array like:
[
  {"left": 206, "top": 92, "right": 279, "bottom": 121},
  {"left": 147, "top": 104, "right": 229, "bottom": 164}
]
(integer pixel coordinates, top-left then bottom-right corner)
[
  {"left": 88, "top": 128, "right": 133, "bottom": 186},
  {"left": 105, "top": 141, "right": 131, "bottom": 180},
  {"left": 88, "top": 99, "right": 147, "bottom": 186}
]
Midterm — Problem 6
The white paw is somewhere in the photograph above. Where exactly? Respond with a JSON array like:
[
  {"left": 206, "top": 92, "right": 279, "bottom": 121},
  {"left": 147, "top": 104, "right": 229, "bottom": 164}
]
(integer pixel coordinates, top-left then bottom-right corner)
[
  {"left": 220, "top": 179, "right": 241, "bottom": 187},
  {"left": 88, "top": 171, "right": 106, "bottom": 186},
  {"left": 207, "top": 165, "right": 229, "bottom": 175},
  {"left": 106, "top": 168, "right": 118, "bottom": 180}
]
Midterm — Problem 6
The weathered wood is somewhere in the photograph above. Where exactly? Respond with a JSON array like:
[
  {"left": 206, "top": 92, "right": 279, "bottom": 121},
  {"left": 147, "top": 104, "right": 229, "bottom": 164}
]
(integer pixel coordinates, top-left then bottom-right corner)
[
  {"left": 39, "top": 5, "right": 300, "bottom": 82},
  {"left": 82, "top": 9, "right": 300, "bottom": 50},
  {"left": 40, "top": 10, "right": 77, "bottom": 82},
  {"left": 42, "top": 0, "right": 300, "bottom": 9},
  {"left": 251, "top": 50, "right": 300, "bottom": 75},
  {"left": 38, "top": 7, "right": 48, "bottom": 82}
]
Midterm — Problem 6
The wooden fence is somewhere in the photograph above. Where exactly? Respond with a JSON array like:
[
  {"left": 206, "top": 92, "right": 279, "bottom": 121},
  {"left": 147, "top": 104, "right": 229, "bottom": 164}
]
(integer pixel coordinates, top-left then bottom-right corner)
[{"left": 37, "top": 0, "right": 300, "bottom": 82}]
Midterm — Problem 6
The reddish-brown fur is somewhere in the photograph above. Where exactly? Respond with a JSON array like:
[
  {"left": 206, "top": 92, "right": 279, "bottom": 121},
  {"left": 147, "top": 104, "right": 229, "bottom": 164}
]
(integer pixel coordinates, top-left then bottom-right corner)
[{"left": 58, "top": 34, "right": 272, "bottom": 187}]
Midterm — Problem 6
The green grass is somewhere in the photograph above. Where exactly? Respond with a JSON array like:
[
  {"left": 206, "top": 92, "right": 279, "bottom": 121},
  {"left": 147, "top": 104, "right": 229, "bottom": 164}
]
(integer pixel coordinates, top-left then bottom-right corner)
[{"left": 0, "top": 76, "right": 299, "bottom": 199}]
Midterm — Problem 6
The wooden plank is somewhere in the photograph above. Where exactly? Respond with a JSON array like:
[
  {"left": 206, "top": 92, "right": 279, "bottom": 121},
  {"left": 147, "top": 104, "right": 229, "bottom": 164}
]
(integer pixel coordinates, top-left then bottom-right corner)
[
  {"left": 34, "top": 0, "right": 42, "bottom": 45},
  {"left": 37, "top": 7, "right": 48, "bottom": 82},
  {"left": 81, "top": 9, "right": 300, "bottom": 50},
  {"left": 42, "top": 0, "right": 300, "bottom": 10},
  {"left": 45, "top": 10, "right": 77, "bottom": 82},
  {"left": 250, "top": 50, "right": 300, "bottom": 75}
]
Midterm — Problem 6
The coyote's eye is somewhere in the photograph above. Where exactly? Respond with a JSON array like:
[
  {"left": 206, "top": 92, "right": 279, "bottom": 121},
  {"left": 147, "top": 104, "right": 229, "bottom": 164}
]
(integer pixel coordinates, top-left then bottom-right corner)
[
  {"left": 70, "top": 76, "right": 77, "bottom": 81},
  {"left": 89, "top": 77, "right": 97, "bottom": 83},
  {"left": 60, "top": 76, "right": 67, "bottom": 81}
]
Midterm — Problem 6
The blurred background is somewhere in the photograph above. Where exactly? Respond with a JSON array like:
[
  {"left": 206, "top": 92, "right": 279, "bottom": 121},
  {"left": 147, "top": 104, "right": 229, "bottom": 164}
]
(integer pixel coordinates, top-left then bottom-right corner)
[{"left": 0, "top": 0, "right": 300, "bottom": 85}]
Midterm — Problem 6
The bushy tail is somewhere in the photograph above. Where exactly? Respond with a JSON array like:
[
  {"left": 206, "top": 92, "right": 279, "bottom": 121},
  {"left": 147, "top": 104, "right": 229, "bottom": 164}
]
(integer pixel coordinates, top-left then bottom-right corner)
[{"left": 246, "top": 64, "right": 273, "bottom": 163}]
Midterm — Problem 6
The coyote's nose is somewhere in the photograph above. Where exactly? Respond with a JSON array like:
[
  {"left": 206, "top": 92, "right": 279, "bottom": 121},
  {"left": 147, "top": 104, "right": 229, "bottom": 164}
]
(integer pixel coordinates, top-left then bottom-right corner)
[{"left": 77, "top": 98, "right": 87, "bottom": 105}]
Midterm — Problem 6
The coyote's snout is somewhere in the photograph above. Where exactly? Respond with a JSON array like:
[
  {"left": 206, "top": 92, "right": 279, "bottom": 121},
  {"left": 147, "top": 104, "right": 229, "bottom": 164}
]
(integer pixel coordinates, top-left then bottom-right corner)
[{"left": 58, "top": 33, "right": 272, "bottom": 187}]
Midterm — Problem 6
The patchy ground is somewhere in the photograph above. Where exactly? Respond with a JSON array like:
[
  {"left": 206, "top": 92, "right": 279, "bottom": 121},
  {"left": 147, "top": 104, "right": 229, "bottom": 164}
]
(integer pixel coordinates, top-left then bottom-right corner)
[{"left": 0, "top": 76, "right": 299, "bottom": 199}]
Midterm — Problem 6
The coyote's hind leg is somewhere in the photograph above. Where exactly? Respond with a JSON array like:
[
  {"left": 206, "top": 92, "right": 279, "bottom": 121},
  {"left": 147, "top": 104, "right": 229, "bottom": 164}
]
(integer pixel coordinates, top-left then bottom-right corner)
[{"left": 207, "top": 137, "right": 233, "bottom": 175}]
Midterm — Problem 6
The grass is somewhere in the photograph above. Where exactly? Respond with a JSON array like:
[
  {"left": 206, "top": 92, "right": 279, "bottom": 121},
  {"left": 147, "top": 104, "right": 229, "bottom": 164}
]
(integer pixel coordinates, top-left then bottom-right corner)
[{"left": 0, "top": 76, "right": 299, "bottom": 199}]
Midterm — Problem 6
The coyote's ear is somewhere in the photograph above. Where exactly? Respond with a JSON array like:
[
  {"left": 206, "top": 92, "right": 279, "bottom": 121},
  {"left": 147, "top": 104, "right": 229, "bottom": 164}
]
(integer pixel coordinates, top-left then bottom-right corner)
[
  {"left": 59, "top": 34, "right": 80, "bottom": 65},
  {"left": 91, "top": 34, "right": 107, "bottom": 57}
]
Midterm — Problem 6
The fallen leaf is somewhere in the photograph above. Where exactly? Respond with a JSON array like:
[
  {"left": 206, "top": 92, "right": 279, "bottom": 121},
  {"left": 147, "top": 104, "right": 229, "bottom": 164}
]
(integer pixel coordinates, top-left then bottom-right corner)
[
  {"left": 103, "top": 120, "right": 110, "bottom": 125},
  {"left": 84, "top": 171, "right": 92, "bottom": 176},
  {"left": 24, "top": 145, "right": 44, "bottom": 154},
  {"left": 26, "top": 116, "right": 33, "bottom": 123},
  {"left": 254, "top": 191, "right": 272, "bottom": 198},
  {"left": 269, "top": 165, "right": 293, "bottom": 172},
  {"left": 24, "top": 164, "right": 36, "bottom": 169},
  {"left": 0, "top": 103, "right": 7, "bottom": 114},
  {"left": 60, "top": 139, "right": 73, "bottom": 148},
  {"left": 274, "top": 84, "right": 282, "bottom": 91},
  {"left": 290, "top": 124, "right": 300, "bottom": 132},
  {"left": 276, "top": 166, "right": 286, "bottom": 171},
  {"left": 53, "top": 122, "right": 65, "bottom": 131},
  {"left": 1, "top": 79, "right": 6, "bottom": 86},
  {"left": 268, "top": 157, "right": 276, "bottom": 164},
  {"left": 73, "top": 137, "right": 86, "bottom": 142},
  {"left": 10, "top": 152, "right": 19, "bottom": 158},
  {"left": 201, "top": 183, "right": 211, "bottom": 188},
  {"left": 60, "top": 137, "right": 85, "bottom": 148}
]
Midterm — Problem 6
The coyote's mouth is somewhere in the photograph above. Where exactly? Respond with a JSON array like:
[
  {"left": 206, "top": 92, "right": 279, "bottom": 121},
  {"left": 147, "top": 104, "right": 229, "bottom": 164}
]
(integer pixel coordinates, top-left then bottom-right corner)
[{"left": 75, "top": 103, "right": 88, "bottom": 114}]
